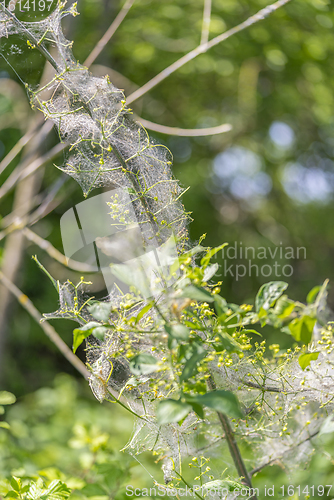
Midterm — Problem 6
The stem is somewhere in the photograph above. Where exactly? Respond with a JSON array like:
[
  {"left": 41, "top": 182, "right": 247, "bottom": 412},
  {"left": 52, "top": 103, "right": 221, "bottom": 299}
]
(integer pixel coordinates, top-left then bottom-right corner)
[
  {"left": 126, "top": 0, "right": 292, "bottom": 105},
  {"left": 207, "top": 376, "right": 258, "bottom": 500},
  {"left": 137, "top": 118, "right": 232, "bottom": 137},
  {"left": 250, "top": 429, "right": 319, "bottom": 477},
  {"left": 84, "top": 0, "right": 136, "bottom": 68},
  {"left": 0, "top": 270, "right": 90, "bottom": 380},
  {"left": 200, "top": 0, "right": 212, "bottom": 46},
  {"left": 0, "top": 4, "right": 59, "bottom": 71}
]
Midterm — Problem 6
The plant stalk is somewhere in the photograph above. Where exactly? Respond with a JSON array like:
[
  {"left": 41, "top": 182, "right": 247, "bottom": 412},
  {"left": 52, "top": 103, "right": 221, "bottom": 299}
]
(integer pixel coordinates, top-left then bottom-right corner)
[{"left": 207, "top": 376, "right": 258, "bottom": 500}]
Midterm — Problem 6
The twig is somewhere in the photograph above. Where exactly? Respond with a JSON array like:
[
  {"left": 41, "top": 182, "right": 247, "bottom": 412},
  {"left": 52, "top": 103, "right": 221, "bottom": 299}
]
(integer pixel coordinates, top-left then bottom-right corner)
[
  {"left": 0, "top": 272, "right": 145, "bottom": 414},
  {"left": 0, "top": 270, "right": 90, "bottom": 380},
  {"left": 0, "top": 142, "right": 67, "bottom": 200},
  {"left": 137, "top": 118, "right": 232, "bottom": 137},
  {"left": 126, "top": 0, "right": 292, "bottom": 105},
  {"left": 250, "top": 429, "right": 320, "bottom": 476},
  {"left": 207, "top": 376, "right": 257, "bottom": 500},
  {"left": 0, "top": 4, "right": 59, "bottom": 71},
  {"left": 0, "top": 119, "right": 44, "bottom": 176},
  {"left": 240, "top": 378, "right": 282, "bottom": 393},
  {"left": 200, "top": 0, "right": 212, "bottom": 45},
  {"left": 23, "top": 227, "right": 96, "bottom": 273},
  {"left": 84, "top": 0, "right": 136, "bottom": 67}
]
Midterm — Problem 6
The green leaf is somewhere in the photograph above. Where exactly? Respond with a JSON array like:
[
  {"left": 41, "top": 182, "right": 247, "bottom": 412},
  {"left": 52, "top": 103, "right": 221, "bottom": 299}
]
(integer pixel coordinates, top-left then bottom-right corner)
[
  {"left": 189, "top": 402, "right": 204, "bottom": 419},
  {"left": 91, "top": 327, "right": 108, "bottom": 341},
  {"left": 156, "top": 399, "right": 192, "bottom": 425},
  {"left": 5, "top": 492, "right": 18, "bottom": 499},
  {"left": 306, "top": 285, "right": 321, "bottom": 304},
  {"left": 289, "top": 316, "right": 316, "bottom": 344},
  {"left": 0, "top": 421, "right": 10, "bottom": 429},
  {"left": 72, "top": 322, "right": 102, "bottom": 353},
  {"left": 41, "top": 480, "right": 71, "bottom": 500},
  {"left": 129, "top": 353, "right": 159, "bottom": 376},
  {"left": 298, "top": 352, "right": 320, "bottom": 370},
  {"left": 200, "top": 243, "right": 228, "bottom": 268},
  {"left": 255, "top": 281, "right": 288, "bottom": 312},
  {"left": 80, "top": 483, "right": 107, "bottom": 497},
  {"left": 110, "top": 262, "right": 152, "bottom": 297},
  {"left": 214, "top": 295, "right": 228, "bottom": 316},
  {"left": 165, "top": 323, "right": 190, "bottom": 341},
  {"left": 135, "top": 301, "right": 154, "bottom": 324},
  {"left": 87, "top": 301, "right": 112, "bottom": 322},
  {"left": 0, "top": 391, "right": 16, "bottom": 405},
  {"left": 202, "top": 263, "right": 219, "bottom": 282},
  {"left": 180, "top": 350, "right": 206, "bottom": 382},
  {"left": 242, "top": 329, "right": 262, "bottom": 337},
  {"left": 179, "top": 285, "right": 214, "bottom": 303},
  {"left": 171, "top": 245, "right": 205, "bottom": 274},
  {"left": 213, "top": 332, "right": 242, "bottom": 352},
  {"left": 190, "top": 390, "right": 243, "bottom": 419},
  {"left": 10, "top": 478, "right": 20, "bottom": 492},
  {"left": 273, "top": 295, "right": 296, "bottom": 319}
]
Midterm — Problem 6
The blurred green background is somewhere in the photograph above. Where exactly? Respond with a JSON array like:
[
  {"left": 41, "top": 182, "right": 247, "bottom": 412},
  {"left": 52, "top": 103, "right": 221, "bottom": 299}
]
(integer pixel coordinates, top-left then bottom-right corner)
[{"left": 1, "top": 0, "right": 334, "bottom": 496}]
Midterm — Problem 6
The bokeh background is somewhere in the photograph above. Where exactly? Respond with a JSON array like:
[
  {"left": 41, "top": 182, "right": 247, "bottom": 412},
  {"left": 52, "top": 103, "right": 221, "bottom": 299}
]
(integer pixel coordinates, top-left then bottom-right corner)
[{"left": 1, "top": 0, "right": 334, "bottom": 495}]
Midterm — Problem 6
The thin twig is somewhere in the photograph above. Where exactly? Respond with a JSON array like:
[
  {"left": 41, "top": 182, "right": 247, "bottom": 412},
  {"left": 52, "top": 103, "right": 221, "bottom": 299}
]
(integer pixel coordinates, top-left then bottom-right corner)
[
  {"left": 200, "top": 0, "right": 212, "bottom": 45},
  {"left": 23, "top": 227, "right": 96, "bottom": 273},
  {"left": 0, "top": 270, "right": 90, "bottom": 380},
  {"left": 137, "top": 117, "right": 232, "bottom": 137},
  {"left": 0, "top": 118, "right": 44, "bottom": 176},
  {"left": 250, "top": 429, "right": 320, "bottom": 476},
  {"left": 240, "top": 378, "right": 282, "bottom": 393},
  {"left": 84, "top": 0, "right": 136, "bottom": 68},
  {"left": 207, "top": 376, "right": 257, "bottom": 500},
  {"left": 0, "top": 4, "right": 59, "bottom": 70},
  {"left": 126, "top": 0, "right": 292, "bottom": 105},
  {"left": 0, "top": 142, "right": 67, "bottom": 200}
]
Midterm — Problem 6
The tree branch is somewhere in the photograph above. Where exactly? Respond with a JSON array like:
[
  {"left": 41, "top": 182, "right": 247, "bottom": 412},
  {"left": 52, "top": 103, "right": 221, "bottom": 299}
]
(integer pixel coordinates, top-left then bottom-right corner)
[
  {"left": 0, "top": 141, "right": 67, "bottom": 200},
  {"left": 207, "top": 376, "right": 258, "bottom": 500},
  {"left": 200, "top": 0, "right": 212, "bottom": 46},
  {"left": 126, "top": 0, "right": 292, "bottom": 105},
  {"left": 137, "top": 117, "right": 232, "bottom": 137},
  {"left": 0, "top": 270, "right": 90, "bottom": 380},
  {"left": 250, "top": 429, "right": 320, "bottom": 477},
  {"left": 84, "top": 0, "right": 136, "bottom": 68},
  {"left": 23, "top": 227, "right": 96, "bottom": 273}
]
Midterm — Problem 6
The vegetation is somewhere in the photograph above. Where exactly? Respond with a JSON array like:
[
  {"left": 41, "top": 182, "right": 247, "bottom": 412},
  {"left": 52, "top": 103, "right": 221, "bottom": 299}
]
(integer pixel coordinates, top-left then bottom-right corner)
[{"left": 1, "top": 0, "right": 334, "bottom": 499}]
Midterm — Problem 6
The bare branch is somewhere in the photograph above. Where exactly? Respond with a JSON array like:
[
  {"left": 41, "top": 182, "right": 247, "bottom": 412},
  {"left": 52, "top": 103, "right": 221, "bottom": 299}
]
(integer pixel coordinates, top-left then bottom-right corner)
[
  {"left": 0, "top": 118, "right": 44, "bottom": 176},
  {"left": 200, "top": 0, "right": 212, "bottom": 46},
  {"left": 84, "top": 0, "right": 136, "bottom": 68},
  {"left": 0, "top": 142, "right": 67, "bottom": 200},
  {"left": 23, "top": 227, "right": 96, "bottom": 273},
  {"left": 207, "top": 376, "right": 257, "bottom": 499},
  {"left": 0, "top": 270, "right": 90, "bottom": 381},
  {"left": 126, "top": 0, "right": 292, "bottom": 105},
  {"left": 137, "top": 117, "right": 232, "bottom": 137},
  {"left": 250, "top": 429, "right": 320, "bottom": 476}
]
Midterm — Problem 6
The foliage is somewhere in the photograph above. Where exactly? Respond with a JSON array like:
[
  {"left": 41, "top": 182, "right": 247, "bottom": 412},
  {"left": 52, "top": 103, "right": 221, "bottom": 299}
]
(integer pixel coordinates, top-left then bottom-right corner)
[
  {"left": 0, "top": 374, "right": 153, "bottom": 500},
  {"left": 2, "top": 0, "right": 334, "bottom": 497}
]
